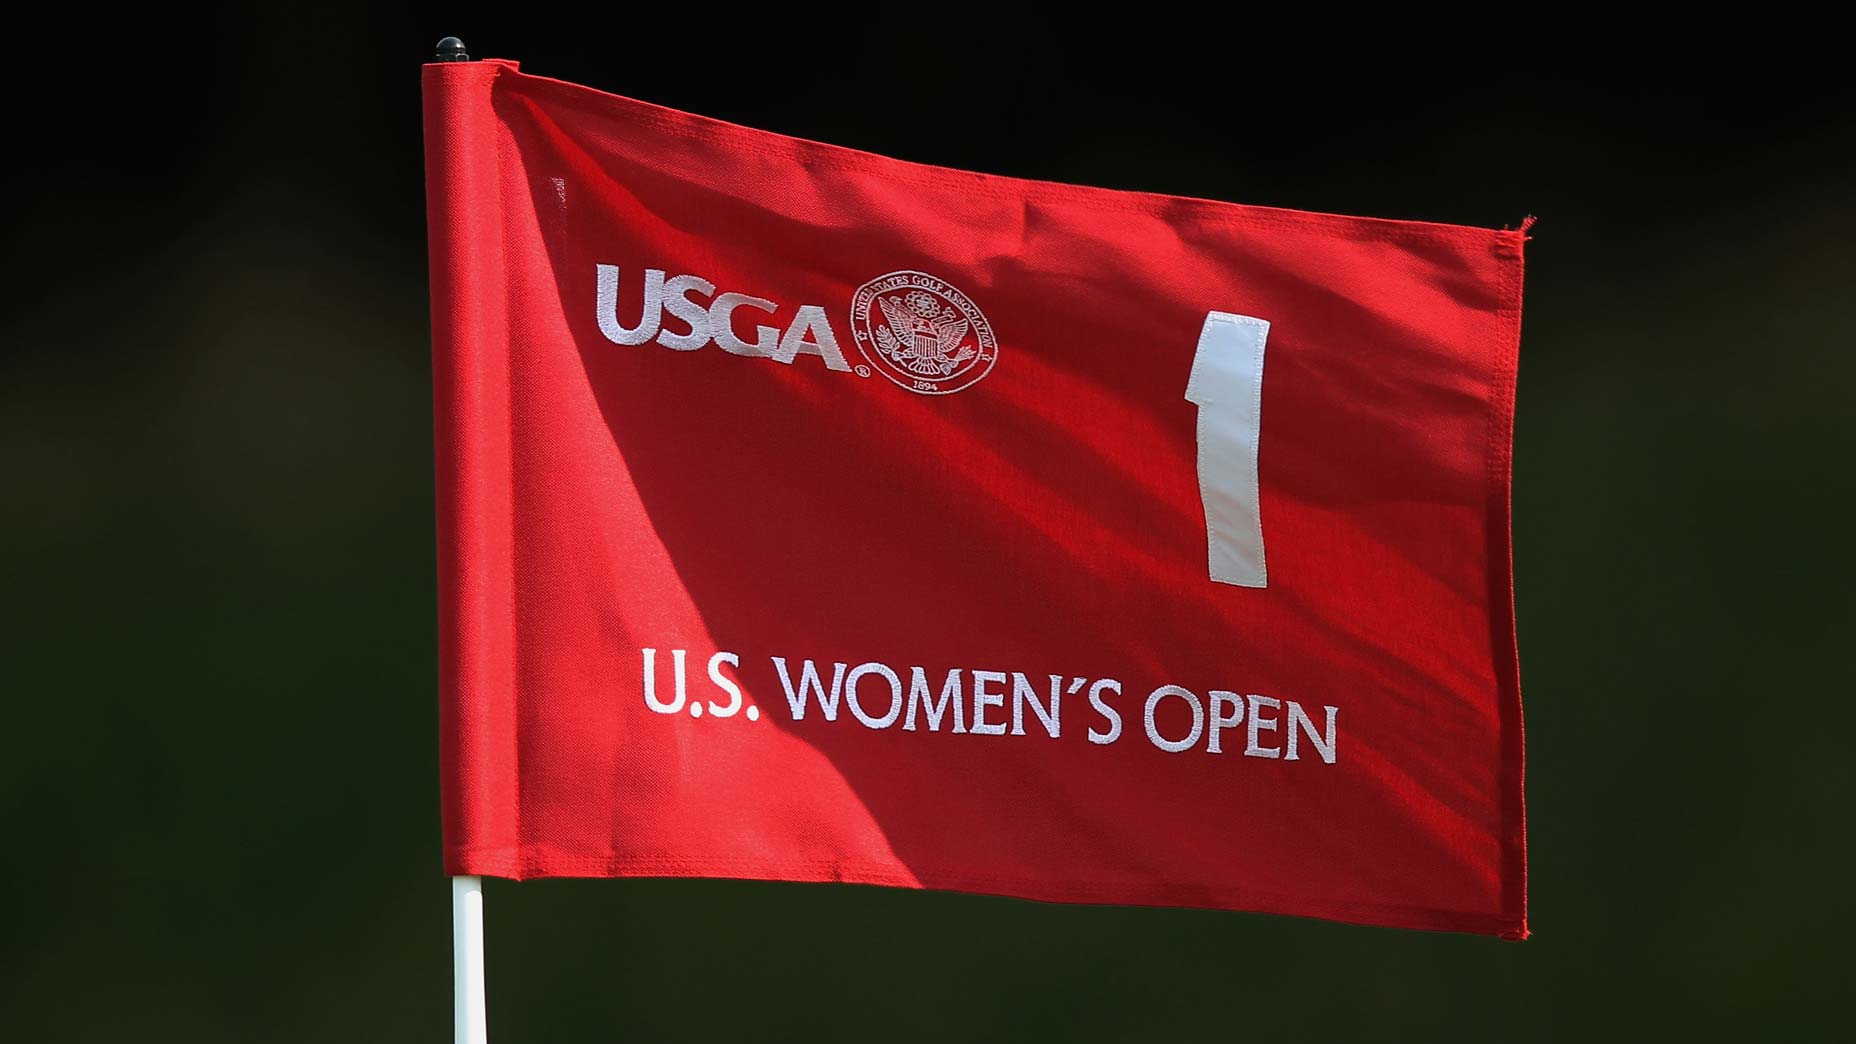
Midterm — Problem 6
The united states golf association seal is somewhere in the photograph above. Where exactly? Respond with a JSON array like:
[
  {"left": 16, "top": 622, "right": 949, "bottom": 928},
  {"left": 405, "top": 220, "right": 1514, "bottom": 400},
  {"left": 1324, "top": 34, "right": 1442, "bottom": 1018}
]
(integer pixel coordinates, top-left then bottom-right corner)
[{"left": 849, "top": 271, "right": 998, "bottom": 395}]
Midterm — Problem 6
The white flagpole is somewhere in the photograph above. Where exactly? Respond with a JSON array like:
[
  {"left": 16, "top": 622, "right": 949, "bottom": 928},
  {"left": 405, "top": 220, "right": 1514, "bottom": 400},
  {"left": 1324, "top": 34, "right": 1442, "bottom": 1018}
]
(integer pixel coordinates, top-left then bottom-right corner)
[
  {"left": 432, "top": 33, "right": 485, "bottom": 1044},
  {"left": 452, "top": 875, "right": 487, "bottom": 1044}
]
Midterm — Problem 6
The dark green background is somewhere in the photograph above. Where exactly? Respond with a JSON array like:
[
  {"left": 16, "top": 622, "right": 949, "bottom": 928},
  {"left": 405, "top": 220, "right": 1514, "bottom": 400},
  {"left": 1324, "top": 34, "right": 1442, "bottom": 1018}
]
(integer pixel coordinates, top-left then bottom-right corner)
[{"left": 4, "top": 8, "right": 1851, "bottom": 1040}]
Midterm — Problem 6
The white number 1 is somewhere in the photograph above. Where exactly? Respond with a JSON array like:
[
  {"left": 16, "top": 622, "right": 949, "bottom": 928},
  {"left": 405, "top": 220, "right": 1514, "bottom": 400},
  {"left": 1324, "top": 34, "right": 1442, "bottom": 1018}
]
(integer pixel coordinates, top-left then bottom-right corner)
[{"left": 1184, "top": 311, "right": 1270, "bottom": 588}]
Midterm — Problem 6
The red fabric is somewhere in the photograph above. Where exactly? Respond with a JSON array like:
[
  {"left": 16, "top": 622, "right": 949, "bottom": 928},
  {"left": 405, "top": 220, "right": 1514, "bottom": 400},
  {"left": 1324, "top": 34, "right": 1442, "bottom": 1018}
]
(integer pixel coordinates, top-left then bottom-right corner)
[{"left": 423, "top": 59, "right": 1528, "bottom": 937}]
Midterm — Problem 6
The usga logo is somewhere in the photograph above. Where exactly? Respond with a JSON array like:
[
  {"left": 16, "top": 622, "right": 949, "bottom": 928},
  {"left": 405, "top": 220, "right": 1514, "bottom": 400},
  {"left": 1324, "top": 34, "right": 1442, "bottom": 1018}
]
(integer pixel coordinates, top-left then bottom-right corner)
[
  {"left": 594, "top": 264, "right": 997, "bottom": 396},
  {"left": 850, "top": 271, "right": 997, "bottom": 395}
]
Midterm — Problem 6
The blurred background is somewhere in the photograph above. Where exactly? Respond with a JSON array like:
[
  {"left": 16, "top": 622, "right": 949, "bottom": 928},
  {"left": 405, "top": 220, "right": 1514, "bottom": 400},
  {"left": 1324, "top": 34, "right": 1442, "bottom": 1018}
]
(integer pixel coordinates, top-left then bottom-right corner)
[{"left": 3, "top": 6, "right": 1852, "bottom": 1040}]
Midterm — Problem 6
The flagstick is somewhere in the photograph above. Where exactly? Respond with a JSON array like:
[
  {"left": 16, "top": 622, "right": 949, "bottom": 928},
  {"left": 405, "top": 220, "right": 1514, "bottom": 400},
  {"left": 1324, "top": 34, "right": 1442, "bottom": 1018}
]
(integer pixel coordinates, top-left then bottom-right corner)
[
  {"left": 433, "top": 33, "right": 482, "bottom": 1044},
  {"left": 452, "top": 875, "right": 488, "bottom": 1044}
]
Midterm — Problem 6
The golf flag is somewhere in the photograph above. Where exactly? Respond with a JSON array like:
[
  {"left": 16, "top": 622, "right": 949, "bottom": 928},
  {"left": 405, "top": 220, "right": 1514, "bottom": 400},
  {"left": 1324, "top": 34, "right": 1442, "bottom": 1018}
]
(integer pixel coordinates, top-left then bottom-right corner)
[{"left": 423, "top": 59, "right": 1528, "bottom": 937}]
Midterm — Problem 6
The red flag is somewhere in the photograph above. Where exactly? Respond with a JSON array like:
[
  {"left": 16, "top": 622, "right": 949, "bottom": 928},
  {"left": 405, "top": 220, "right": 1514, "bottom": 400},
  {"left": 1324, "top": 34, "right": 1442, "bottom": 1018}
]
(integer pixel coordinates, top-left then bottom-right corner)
[{"left": 423, "top": 59, "right": 1528, "bottom": 937}]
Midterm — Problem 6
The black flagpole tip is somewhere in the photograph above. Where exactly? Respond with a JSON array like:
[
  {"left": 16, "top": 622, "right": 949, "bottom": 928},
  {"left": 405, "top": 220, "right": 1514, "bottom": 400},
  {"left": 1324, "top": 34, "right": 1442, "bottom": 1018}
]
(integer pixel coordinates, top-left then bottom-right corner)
[{"left": 434, "top": 37, "right": 471, "bottom": 62}]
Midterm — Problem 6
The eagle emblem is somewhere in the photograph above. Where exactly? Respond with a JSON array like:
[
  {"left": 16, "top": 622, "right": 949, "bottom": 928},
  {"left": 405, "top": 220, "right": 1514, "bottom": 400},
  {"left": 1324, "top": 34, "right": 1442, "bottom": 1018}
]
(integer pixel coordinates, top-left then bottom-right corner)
[
  {"left": 850, "top": 271, "right": 998, "bottom": 395},
  {"left": 874, "top": 290, "right": 977, "bottom": 378}
]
